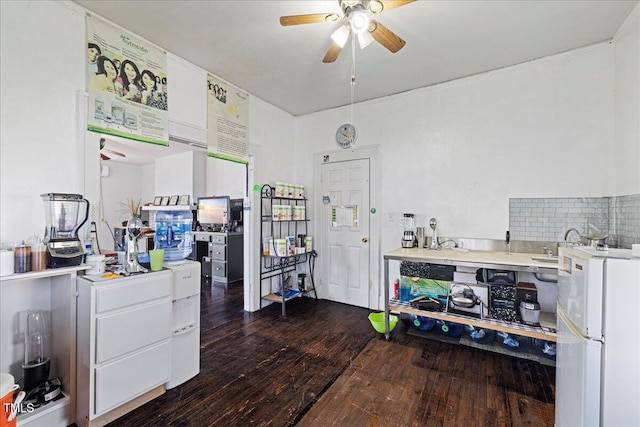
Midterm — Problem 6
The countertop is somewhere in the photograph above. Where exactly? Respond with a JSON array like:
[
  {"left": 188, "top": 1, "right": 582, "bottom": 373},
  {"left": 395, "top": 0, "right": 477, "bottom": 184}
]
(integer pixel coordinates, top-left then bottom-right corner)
[{"left": 384, "top": 247, "right": 559, "bottom": 273}]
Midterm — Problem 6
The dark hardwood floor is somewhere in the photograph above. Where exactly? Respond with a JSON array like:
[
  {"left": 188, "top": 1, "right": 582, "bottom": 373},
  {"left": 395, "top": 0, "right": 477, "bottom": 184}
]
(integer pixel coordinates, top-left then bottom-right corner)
[{"left": 106, "top": 280, "right": 555, "bottom": 426}]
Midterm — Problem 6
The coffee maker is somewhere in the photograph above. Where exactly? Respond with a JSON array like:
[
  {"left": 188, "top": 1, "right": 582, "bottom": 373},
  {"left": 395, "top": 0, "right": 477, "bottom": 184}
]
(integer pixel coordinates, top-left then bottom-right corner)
[{"left": 41, "top": 193, "right": 89, "bottom": 268}]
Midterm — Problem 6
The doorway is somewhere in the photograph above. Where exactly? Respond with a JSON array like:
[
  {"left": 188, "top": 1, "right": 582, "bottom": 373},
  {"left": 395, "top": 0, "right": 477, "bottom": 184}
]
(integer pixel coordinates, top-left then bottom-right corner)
[{"left": 314, "top": 146, "right": 381, "bottom": 310}]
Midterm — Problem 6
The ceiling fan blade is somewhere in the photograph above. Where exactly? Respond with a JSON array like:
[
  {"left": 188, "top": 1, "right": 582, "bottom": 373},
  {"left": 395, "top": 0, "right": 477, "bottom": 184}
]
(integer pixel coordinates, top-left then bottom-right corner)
[
  {"left": 371, "top": 0, "right": 416, "bottom": 14},
  {"left": 369, "top": 20, "right": 406, "bottom": 53},
  {"left": 322, "top": 41, "right": 343, "bottom": 63},
  {"left": 280, "top": 13, "right": 340, "bottom": 26}
]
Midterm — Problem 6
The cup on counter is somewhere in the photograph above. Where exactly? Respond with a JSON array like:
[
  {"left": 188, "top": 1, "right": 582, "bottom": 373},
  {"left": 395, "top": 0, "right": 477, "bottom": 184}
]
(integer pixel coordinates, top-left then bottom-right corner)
[
  {"left": 85, "top": 254, "right": 106, "bottom": 275},
  {"left": 149, "top": 249, "right": 165, "bottom": 271},
  {"left": 416, "top": 227, "right": 426, "bottom": 248}
]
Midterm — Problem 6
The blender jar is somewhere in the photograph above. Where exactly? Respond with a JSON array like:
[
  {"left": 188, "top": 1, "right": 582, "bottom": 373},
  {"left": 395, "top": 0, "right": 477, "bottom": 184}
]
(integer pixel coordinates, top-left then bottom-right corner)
[
  {"left": 22, "top": 310, "right": 50, "bottom": 392},
  {"left": 41, "top": 193, "right": 89, "bottom": 241}
]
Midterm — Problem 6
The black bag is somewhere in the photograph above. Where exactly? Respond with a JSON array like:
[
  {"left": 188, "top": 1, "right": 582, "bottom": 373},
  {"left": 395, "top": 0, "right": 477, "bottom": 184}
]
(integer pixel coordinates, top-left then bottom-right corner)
[{"left": 410, "top": 296, "right": 444, "bottom": 311}]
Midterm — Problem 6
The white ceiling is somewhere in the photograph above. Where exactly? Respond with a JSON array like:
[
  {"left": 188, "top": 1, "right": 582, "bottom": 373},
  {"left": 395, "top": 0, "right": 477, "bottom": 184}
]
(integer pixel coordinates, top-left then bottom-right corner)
[{"left": 75, "top": 0, "right": 637, "bottom": 118}]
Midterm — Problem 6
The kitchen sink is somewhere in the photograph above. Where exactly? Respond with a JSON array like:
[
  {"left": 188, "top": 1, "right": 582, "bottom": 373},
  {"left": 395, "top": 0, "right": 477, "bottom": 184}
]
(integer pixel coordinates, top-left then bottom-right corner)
[{"left": 531, "top": 257, "right": 558, "bottom": 263}]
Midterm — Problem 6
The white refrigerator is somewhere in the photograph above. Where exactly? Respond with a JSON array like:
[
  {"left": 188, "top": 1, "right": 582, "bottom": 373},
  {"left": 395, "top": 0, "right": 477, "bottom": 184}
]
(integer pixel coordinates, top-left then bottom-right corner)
[{"left": 556, "top": 247, "right": 640, "bottom": 427}]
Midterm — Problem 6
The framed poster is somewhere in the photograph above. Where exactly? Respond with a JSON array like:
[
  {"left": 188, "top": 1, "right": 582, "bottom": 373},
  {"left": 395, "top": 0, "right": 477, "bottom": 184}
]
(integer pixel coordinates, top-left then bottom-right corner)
[
  {"left": 153, "top": 196, "right": 162, "bottom": 205},
  {"left": 178, "top": 195, "right": 190, "bottom": 206},
  {"left": 160, "top": 196, "right": 169, "bottom": 206},
  {"left": 169, "top": 195, "right": 179, "bottom": 206},
  {"left": 86, "top": 14, "right": 169, "bottom": 146},
  {"left": 207, "top": 73, "right": 249, "bottom": 164}
]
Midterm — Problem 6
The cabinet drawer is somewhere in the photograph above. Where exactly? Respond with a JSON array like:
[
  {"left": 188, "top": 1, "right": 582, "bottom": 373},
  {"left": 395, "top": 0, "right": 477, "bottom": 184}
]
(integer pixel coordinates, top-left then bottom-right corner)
[
  {"left": 94, "top": 340, "right": 171, "bottom": 415},
  {"left": 96, "top": 299, "right": 171, "bottom": 364},
  {"left": 95, "top": 272, "right": 171, "bottom": 314},
  {"left": 195, "top": 233, "right": 212, "bottom": 242},
  {"left": 212, "top": 234, "right": 226, "bottom": 244},
  {"left": 212, "top": 261, "right": 226, "bottom": 277},
  {"left": 211, "top": 244, "right": 226, "bottom": 261}
]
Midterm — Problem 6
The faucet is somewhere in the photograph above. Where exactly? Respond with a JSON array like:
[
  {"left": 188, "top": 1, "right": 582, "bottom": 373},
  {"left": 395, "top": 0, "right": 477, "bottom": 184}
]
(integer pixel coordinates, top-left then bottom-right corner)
[{"left": 564, "top": 228, "right": 582, "bottom": 242}]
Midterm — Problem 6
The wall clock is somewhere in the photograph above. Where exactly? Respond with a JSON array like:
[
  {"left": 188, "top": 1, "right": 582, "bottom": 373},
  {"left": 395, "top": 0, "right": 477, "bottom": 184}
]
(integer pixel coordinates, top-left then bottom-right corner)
[{"left": 335, "top": 123, "right": 357, "bottom": 149}]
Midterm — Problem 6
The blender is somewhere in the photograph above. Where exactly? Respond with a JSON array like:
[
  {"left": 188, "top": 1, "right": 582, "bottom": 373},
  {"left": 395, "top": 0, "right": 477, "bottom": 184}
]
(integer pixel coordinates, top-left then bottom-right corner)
[
  {"left": 21, "top": 310, "right": 61, "bottom": 404},
  {"left": 401, "top": 213, "right": 416, "bottom": 248},
  {"left": 41, "top": 193, "right": 89, "bottom": 268}
]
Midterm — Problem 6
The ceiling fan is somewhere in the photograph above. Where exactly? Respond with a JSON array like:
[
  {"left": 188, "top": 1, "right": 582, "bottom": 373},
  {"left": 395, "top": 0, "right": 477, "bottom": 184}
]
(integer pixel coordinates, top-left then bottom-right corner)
[
  {"left": 280, "top": 0, "right": 415, "bottom": 63},
  {"left": 99, "top": 137, "right": 126, "bottom": 161}
]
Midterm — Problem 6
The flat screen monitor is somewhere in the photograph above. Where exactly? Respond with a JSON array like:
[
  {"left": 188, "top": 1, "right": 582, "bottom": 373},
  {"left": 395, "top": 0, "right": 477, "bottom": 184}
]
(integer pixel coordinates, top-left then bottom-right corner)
[{"left": 197, "top": 196, "right": 230, "bottom": 228}]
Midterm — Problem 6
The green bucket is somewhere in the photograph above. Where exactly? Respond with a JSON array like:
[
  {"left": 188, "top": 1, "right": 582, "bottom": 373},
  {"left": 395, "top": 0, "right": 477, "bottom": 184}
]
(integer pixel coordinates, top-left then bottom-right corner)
[{"left": 368, "top": 312, "right": 398, "bottom": 334}]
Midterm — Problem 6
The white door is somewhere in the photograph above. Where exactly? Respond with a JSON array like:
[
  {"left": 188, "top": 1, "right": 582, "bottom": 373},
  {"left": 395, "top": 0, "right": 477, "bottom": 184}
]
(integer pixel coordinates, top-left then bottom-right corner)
[{"left": 320, "top": 159, "right": 370, "bottom": 308}]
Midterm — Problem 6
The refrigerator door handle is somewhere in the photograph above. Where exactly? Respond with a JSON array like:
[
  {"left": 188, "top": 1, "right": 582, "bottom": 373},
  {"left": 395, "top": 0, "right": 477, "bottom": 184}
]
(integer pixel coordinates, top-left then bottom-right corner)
[{"left": 557, "top": 305, "right": 604, "bottom": 344}]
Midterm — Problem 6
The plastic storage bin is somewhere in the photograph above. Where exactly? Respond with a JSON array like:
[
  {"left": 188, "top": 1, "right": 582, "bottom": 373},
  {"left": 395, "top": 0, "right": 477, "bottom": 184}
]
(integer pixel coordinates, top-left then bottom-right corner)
[
  {"left": 436, "top": 320, "right": 464, "bottom": 337},
  {"left": 465, "top": 325, "right": 496, "bottom": 344},
  {"left": 154, "top": 210, "right": 193, "bottom": 261},
  {"left": 409, "top": 314, "right": 436, "bottom": 331}
]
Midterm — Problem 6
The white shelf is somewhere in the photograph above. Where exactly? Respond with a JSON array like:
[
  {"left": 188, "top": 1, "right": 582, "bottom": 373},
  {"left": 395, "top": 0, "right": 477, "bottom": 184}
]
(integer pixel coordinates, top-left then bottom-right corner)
[
  {"left": 0, "top": 265, "right": 88, "bottom": 283},
  {"left": 390, "top": 299, "right": 557, "bottom": 341},
  {"left": 17, "top": 395, "right": 70, "bottom": 427}
]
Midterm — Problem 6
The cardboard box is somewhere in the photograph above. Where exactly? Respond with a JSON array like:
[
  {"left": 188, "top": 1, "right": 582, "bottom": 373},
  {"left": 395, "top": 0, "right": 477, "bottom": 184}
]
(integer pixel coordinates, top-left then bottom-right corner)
[
  {"left": 399, "top": 275, "right": 449, "bottom": 305},
  {"left": 517, "top": 282, "right": 538, "bottom": 304},
  {"left": 516, "top": 282, "right": 538, "bottom": 320},
  {"left": 489, "top": 283, "right": 517, "bottom": 322}
]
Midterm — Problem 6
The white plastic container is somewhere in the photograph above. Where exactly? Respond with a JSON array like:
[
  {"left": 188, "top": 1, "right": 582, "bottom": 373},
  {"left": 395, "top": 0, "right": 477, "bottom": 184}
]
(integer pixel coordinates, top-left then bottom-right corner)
[
  {"left": 0, "top": 250, "right": 14, "bottom": 277},
  {"left": 85, "top": 254, "right": 106, "bottom": 275},
  {"left": 274, "top": 239, "right": 287, "bottom": 257}
]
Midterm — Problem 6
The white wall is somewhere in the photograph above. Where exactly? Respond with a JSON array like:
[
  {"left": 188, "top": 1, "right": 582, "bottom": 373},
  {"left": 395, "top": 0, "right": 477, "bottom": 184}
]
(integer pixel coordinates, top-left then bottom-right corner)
[
  {"left": 0, "top": 1, "right": 86, "bottom": 243},
  {"left": 296, "top": 43, "right": 619, "bottom": 262},
  {"left": 99, "top": 162, "right": 146, "bottom": 249},
  {"left": 613, "top": 3, "right": 640, "bottom": 196},
  {"left": 205, "top": 157, "right": 246, "bottom": 199}
]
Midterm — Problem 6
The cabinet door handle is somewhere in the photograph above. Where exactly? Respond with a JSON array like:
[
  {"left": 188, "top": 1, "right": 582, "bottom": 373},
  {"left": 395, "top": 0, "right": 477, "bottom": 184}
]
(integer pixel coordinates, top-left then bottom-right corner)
[{"left": 362, "top": 237, "right": 368, "bottom": 243}]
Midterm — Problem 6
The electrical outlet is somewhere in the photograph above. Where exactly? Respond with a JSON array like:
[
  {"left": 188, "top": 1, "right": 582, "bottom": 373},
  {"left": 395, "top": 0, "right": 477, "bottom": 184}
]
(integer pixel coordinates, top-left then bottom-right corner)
[{"left": 89, "top": 201, "right": 100, "bottom": 224}]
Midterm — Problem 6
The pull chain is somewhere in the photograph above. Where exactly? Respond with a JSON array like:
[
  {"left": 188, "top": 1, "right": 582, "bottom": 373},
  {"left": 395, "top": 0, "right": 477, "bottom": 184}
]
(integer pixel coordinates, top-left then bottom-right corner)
[{"left": 350, "top": 35, "right": 356, "bottom": 127}]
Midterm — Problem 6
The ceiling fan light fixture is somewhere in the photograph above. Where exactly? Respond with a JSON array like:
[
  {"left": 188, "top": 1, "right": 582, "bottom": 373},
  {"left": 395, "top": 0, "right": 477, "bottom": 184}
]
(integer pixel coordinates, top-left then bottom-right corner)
[
  {"left": 331, "top": 24, "right": 351, "bottom": 48},
  {"left": 357, "top": 30, "right": 374, "bottom": 49},
  {"left": 349, "top": 8, "right": 370, "bottom": 35},
  {"left": 368, "top": 0, "right": 383, "bottom": 14}
]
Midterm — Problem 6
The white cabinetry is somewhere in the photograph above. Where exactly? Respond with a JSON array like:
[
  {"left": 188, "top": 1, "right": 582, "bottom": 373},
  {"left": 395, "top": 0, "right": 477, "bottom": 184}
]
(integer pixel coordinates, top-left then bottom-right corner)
[
  {"left": 0, "top": 266, "right": 86, "bottom": 427},
  {"left": 165, "top": 261, "right": 200, "bottom": 389},
  {"left": 167, "top": 53, "right": 207, "bottom": 134},
  {"left": 76, "top": 271, "right": 172, "bottom": 427}
]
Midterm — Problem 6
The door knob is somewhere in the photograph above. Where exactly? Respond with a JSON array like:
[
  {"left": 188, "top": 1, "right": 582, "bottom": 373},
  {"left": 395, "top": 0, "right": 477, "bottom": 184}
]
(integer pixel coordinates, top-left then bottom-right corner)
[{"left": 362, "top": 237, "right": 368, "bottom": 243}]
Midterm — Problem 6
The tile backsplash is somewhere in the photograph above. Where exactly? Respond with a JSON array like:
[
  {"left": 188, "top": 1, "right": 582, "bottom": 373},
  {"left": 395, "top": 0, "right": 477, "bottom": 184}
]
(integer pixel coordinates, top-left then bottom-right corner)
[{"left": 509, "top": 194, "right": 640, "bottom": 248}]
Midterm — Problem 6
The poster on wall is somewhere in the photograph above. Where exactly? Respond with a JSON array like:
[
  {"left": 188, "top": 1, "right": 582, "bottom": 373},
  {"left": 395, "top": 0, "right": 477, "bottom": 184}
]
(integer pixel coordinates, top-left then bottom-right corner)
[
  {"left": 86, "top": 14, "right": 169, "bottom": 146},
  {"left": 206, "top": 74, "right": 249, "bottom": 164}
]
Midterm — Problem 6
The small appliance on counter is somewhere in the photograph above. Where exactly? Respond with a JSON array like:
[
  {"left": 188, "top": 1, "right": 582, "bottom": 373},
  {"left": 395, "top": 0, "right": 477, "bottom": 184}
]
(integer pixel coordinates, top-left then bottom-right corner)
[
  {"left": 124, "top": 214, "right": 147, "bottom": 274},
  {"left": 41, "top": 193, "right": 89, "bottom": 268},
  {"left": 21, "top": 309, "right": 61, "bottom": 405},
  {"left": 401, "top": 213, "right": 416, "bottom": 248}
]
